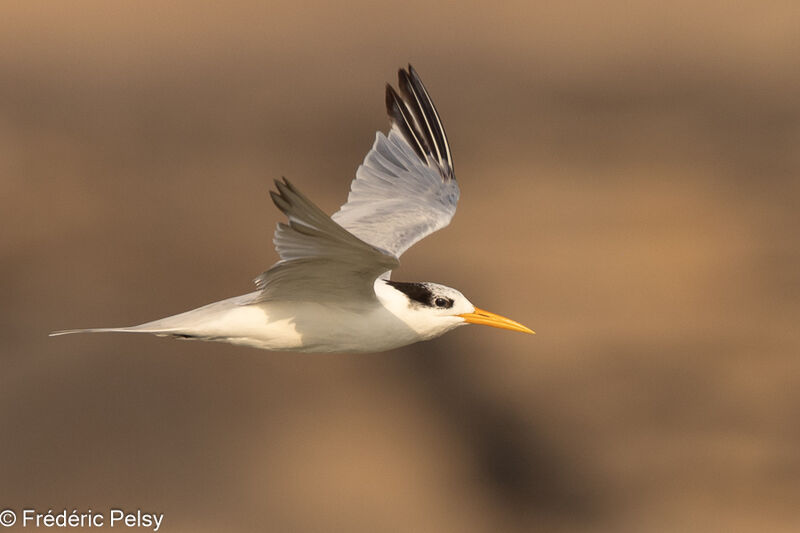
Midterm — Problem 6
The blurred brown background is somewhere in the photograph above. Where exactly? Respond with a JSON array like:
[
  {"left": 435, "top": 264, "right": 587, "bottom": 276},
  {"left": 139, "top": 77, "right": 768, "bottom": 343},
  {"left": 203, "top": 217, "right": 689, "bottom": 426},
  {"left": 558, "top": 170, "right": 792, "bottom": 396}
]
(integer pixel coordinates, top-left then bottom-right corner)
[{"left": 2, "top": 1, "right": 799, "bottom": 531}]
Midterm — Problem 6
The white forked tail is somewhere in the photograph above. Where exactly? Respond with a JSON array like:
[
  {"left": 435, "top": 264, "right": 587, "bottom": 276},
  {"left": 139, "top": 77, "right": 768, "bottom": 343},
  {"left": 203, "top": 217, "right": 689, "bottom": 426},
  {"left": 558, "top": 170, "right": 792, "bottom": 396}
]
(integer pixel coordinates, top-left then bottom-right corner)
[
  {"left": 49, "top": 326, "right": 183, "bottom": 337},
  {"left": 50, "top": 292, "right": 261, "bottom": 339}
]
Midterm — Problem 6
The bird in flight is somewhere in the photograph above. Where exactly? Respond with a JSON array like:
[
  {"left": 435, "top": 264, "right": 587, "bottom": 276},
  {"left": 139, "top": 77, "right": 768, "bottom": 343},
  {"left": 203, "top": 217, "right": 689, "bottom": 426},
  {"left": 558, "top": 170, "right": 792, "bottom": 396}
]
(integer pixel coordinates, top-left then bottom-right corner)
[{"left": 52, "top": 65, "right": 534, "bottom": 353}]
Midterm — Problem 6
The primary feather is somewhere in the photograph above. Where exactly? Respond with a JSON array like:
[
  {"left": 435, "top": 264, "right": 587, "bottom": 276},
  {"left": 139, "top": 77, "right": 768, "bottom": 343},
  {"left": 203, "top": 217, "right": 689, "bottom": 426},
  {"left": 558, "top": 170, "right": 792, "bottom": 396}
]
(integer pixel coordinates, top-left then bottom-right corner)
[{"left": 332, "top": 65, "right": 459, "bottom": 261}]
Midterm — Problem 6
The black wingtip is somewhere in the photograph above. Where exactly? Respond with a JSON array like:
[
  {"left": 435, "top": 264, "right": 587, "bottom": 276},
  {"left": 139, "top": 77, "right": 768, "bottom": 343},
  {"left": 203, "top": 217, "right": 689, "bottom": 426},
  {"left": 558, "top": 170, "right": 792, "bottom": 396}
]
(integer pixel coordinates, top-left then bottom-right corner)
[
  {"left": 270, "top": 177, "right": 295, "bottom": 213},
  {"left": 276, "top": 176, "right": 295, "bottom": 194},
  {"left": 269, "top": 190, "right": 286, "bottom": 212},
  {"left": 384, "top": 82, "right": 395, "bottom": 116},
  {"left": 385, "top": 83, "right": 428, "bottom": 162},
  {"left": 385, "top": 64, "right": 454, "bottom": 181}
]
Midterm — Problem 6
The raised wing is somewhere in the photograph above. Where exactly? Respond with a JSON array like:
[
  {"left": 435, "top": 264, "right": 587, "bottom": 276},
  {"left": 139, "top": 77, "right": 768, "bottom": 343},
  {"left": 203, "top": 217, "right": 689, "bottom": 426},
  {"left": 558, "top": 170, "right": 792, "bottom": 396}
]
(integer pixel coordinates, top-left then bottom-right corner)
[
  {"left": 255, "top": 178, "right": 399, "bottom": 302},
  {"left": 332, "top": 65, "right": 460, "bottom": 261}
]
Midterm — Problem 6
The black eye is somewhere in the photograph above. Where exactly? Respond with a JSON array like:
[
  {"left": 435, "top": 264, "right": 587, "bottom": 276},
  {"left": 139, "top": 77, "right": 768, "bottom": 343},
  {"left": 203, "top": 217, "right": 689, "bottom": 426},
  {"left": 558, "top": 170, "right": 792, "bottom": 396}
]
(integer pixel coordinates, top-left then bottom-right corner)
[{"left": 434, "top": 297, "right": 449, "bottom": 308}]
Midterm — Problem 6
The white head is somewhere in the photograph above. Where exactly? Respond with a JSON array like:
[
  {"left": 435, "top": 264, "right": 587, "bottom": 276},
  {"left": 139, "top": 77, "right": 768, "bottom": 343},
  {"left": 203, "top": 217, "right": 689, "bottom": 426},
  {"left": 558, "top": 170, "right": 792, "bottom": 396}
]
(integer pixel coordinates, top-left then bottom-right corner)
[{"left": 380, "top": 280, "right": 534, "bottom": 340}]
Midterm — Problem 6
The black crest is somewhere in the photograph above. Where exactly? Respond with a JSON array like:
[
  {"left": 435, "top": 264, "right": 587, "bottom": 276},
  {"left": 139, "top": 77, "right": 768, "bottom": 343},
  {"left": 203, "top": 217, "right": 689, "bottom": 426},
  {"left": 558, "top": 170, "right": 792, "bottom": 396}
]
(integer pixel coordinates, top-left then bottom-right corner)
[{"left": 385, "top": 280, "right": 454, "bottom": 309}]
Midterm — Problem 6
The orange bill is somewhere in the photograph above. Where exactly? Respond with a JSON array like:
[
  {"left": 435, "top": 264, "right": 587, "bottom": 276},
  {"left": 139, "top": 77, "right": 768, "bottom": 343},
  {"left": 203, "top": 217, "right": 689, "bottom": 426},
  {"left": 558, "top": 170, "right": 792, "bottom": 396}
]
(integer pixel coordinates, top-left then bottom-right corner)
[{"left": 458, "top": 307, "right": 535, "bottom": 335}]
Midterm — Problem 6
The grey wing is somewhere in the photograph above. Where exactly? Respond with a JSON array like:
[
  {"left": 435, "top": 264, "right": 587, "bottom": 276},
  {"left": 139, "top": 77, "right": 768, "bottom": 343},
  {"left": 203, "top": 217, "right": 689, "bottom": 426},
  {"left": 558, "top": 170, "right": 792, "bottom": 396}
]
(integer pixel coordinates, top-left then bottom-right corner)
[
  {"left": 332, "top": 65, "right": 460, "bottom": 263},
  {"left": 254, "top": 178, "right": 399, "bottom": 302}
]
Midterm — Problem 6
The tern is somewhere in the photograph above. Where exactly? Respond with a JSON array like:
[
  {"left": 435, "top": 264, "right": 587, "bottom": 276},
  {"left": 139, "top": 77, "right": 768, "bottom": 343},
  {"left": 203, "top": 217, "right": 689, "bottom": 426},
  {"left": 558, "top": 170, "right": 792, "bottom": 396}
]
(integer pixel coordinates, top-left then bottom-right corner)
[{"left": 52, "top": 65, "right": 534, "bottom": 353}]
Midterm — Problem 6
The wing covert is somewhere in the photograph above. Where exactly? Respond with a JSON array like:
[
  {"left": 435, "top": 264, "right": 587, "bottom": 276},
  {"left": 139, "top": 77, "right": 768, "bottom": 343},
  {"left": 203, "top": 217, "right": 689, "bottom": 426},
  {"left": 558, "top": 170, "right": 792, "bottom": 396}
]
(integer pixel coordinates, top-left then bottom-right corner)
[{"left": 255, "top": 178, "right": 399, "bottom": 302}]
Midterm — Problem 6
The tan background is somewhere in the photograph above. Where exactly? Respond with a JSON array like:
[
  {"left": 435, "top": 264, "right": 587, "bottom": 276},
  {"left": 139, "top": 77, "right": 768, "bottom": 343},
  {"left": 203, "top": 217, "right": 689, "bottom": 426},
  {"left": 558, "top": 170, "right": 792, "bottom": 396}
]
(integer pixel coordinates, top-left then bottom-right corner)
[{"left": 2, "top": 1, "right": 799, "bottom": 531}]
